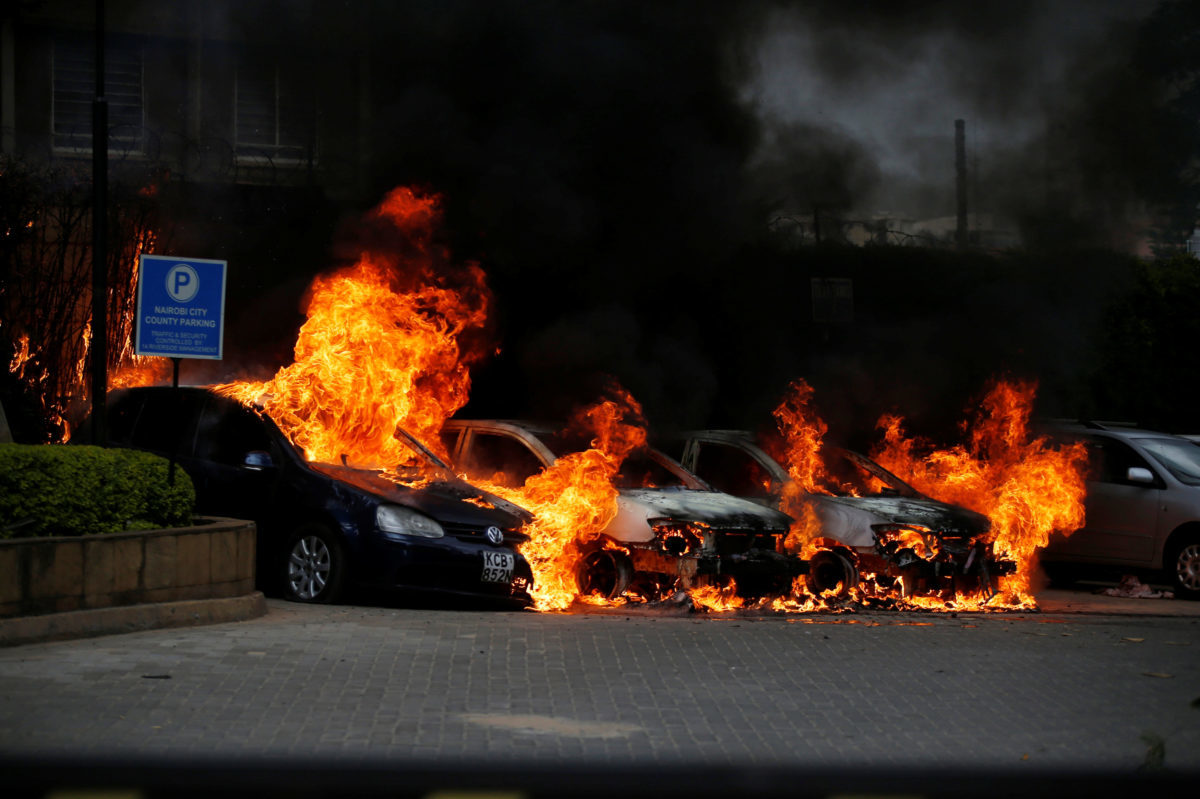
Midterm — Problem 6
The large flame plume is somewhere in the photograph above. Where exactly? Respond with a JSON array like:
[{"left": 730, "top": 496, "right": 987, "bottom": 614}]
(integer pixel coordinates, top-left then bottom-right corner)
[
  {"left": 771, "top": 379, "right": 836, "bottom": 554},
  {"left": 871, "top": 379, "right": 1089, "bottom": 601},
  {"left": 764, "top": 378, "right": 1088, "bottom": 610},
  {"left": 477, "top": 388, "right": 648, "bottom": 611},
  {"left": 217, "top": 188, "right": 490, "bottom": 468}
]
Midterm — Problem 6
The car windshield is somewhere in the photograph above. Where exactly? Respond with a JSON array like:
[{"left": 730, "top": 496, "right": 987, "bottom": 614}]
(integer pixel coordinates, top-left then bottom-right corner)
[
  {"left": 539, "top": 429, "right": 688, "bottom": 489},
  {"left": 821, "top": 450, "right": 921, "bottom": 499},
  {"left": 1139, "top": 437, "right": 1200, "bottom": 486},
  {"left": 378, "top": 427, "right": 454, "bottom": 482}
]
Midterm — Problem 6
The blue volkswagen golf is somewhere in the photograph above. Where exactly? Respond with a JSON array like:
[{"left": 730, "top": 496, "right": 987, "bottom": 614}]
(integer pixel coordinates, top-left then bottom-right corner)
[{"left": 79, "top": 386, "right": 535, "bottom": 607}]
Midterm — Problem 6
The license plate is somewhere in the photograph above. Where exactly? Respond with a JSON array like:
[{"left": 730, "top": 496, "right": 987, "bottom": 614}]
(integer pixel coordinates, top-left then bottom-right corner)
[{"left": 481, "top": 550, "right": 515, "bottom": 583}]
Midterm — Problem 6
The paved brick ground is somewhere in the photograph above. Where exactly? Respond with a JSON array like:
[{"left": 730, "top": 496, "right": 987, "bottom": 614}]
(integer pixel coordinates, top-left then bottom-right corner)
[{"left": 0, "top": 598, "right": 1197, "bottom": 776}]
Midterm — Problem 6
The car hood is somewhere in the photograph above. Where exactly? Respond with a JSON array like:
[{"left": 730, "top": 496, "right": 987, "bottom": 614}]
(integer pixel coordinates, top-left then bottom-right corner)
[
  {"left": 310, "top": 463, "right": 534, "bottom": 529},
  {"left": 607, "top": 488, "right": 793, "bottom": 543},
  {"left": 807, "top": 494, "right": 990, "bottom": 549}
]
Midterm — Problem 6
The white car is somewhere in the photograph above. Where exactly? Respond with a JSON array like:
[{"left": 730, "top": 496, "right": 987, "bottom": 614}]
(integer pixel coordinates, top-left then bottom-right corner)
[
  {"left": 439, "top": 420, "right": 801, "bottom": 599},
  {"left": 1040, "top": 422, "right": 1200, "bottom": 599}
]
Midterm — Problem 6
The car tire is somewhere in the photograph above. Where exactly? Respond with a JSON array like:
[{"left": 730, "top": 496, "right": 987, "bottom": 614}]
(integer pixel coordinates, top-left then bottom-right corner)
[
  {"left": 282, "top": 524, "right": 347, "bottom": 604},
  {"left": 806, "top": 549, "right": 857, "bottom": 597},
  {"left": 576, "top": 546, "right": 633, "bottom": 599},
  {"left": 1166, "top": 534, "right": 1200, "bottom": 600}
]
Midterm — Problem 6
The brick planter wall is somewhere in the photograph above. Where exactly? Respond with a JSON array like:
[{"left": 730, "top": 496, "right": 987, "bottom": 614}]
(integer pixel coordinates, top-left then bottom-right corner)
[{"left": 0, "top": 517, "right": 257, "bottom": 618}]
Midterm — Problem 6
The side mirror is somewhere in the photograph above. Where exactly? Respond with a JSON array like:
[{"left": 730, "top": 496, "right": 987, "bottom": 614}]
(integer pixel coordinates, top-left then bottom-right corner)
[
  {"left": 242, "top": 450, "right": 275, "bottom": 471},
  {"left": 1127, "top": 466, "right": 1155, "bottom": 485}
]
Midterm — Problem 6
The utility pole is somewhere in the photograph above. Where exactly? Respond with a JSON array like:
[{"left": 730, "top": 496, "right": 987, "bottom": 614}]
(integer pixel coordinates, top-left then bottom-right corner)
[
  {"left": 955, "top": 119, "right": 968, "bottom": 250},
  {"left": 90, "top": 0, "right": 108, "bottom": 445}
]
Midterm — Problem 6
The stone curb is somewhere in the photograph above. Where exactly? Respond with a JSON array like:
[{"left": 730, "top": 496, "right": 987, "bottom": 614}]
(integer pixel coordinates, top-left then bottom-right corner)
[{"left": 0, "top": 591, "right": 268, "bottom": 647}]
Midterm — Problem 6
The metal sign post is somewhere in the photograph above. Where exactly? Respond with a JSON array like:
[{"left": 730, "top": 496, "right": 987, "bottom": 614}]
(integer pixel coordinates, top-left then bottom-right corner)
[{"left": 135, "top": 254, "right": 227, "bottom": 484}]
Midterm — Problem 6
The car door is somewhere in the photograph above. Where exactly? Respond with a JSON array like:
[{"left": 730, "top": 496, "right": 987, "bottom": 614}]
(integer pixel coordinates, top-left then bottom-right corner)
[
  {"left": 185, "top": 395, "right": 284, "bottom": 522},
  {"left": 1050, "top": 435, "right": 1161, "bottom": 564},
  {"left": 125, "top": 388, "right": 206, "bottom": 460}
]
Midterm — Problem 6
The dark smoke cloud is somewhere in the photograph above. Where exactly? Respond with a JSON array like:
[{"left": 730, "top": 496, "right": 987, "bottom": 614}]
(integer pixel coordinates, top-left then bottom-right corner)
[
  {"left": 159, "top": 1, "right": 1184, "bottom": 438},
  {"left": 743, "top": 0, "right": 1165, "bottom": 240}
]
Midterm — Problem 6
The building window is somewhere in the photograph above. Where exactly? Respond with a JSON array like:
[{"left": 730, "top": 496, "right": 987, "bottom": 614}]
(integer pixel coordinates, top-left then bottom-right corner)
[
  {"left": 52, "top": 35, "right": 145, "bottom": 154},
  {"left": 235, "top": 60, "right": 316, "bottom": 163}
]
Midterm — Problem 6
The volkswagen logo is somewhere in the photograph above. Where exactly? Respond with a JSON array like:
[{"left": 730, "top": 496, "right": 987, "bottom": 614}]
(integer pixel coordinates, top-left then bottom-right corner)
[{"left": 485, "top": 526, "right": 504, "bottom": 546}]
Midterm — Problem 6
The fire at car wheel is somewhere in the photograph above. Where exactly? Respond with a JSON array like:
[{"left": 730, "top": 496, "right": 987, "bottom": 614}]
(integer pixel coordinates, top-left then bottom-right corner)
[
  {"left": 576, "top": 547, "right": 633, "bottom": 599},
  {"left": 806, "top": 549, "right": 858, "bottom": 597},
  {"left": 1167, "top": 535, "right": 1200, "bottom": 600},
  {"left": 283, "top": 525, "right": 347, "bottom": 604}
]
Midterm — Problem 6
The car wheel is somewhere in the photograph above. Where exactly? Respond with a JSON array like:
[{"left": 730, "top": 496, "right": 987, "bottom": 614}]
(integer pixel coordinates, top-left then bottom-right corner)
[
  {"left": 576, "top": 547, "right": 633, "bottom": 599},
  {"left": 283, "top": 525, "right": 347, "bottom": 604},
  {"left": 806, "top": 549, "right": 858, "bottom": 597},
  {"left": 1167, "top": 535, "right": 1200, "bottom": 600}
]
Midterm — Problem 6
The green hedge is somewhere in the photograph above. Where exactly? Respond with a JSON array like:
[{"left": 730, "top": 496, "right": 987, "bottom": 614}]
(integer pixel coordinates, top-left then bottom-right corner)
[{"left": 0, "top": 444, "right": 195, "bottom": 539}]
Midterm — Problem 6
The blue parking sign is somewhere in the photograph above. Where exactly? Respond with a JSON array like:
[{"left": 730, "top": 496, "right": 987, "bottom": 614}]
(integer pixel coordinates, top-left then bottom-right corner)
[{"left": 136, "top": 255, "right": 227, "bottom": 359}]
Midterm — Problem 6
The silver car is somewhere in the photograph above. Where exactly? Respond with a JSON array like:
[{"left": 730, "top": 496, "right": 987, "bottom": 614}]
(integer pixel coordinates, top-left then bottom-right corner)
[
  {"left": 1040, "top": 422, "right": 1200, "bottom": 599},
  {"left": 439, "top": 420, "right": 801, "bottom": 599}
]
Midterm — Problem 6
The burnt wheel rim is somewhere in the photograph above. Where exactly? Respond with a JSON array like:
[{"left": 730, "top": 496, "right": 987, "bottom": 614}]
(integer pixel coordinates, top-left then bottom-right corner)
[
  {"left": 288, "top": 535, "right": 331, "bottom": 600},
  {"left": 578, "top": 550, "right": 625, "bottom": 598},
  {"left": 1177, "top": 543, "right": 1200, "bottom": 592},
  {"left": 808, "top": 552, "right": 854, "bottom": 596}
]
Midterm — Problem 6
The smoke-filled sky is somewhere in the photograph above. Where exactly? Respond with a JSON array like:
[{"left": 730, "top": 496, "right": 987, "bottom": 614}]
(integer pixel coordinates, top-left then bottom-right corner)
[
  {"left": 165, "top": 0, "right": 1186, "bottom": 437},
  {"left": 742, "top": 0, "right": 1161, "bottom": 221}
]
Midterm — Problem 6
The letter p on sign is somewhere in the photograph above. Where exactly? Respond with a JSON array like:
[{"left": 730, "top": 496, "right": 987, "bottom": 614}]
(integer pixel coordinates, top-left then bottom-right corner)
[{"left": 166, "top": 264, "right": 200, "bottom": 303}]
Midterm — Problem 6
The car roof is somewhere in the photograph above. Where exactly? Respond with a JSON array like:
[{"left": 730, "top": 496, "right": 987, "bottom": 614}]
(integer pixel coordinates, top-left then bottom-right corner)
[
  {"left": 443, "top": 419, "right": 557, "bottom": 436},
  {"left": 1039, "top": 420, "right": 1185, "bottom": 441},
  {"left": 113, "top": 384, "right": 214, "bottom": 397},
  {"left": 678, "top": 429, "right": 758, "bottom": 443}
]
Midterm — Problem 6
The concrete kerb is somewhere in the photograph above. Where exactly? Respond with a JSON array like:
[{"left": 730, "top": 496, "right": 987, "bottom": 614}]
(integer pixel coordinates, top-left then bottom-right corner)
[{"left": 0, "top": 591, "right": 268, "bottom": 647}]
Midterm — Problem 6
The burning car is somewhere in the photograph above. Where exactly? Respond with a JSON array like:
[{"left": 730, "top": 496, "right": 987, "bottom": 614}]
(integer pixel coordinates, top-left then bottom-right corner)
[
  {"left": 672, "top": 430, "right": 1014, "bottom": 597},
  {"left": 77, "top": 386, "right": 535, "bottom": 607},
  {"left": 439, "top": 420, "right": 802, "bottom": 600}
]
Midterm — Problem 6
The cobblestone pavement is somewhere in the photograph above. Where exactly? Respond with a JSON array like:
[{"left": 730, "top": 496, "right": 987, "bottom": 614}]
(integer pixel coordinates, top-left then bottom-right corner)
[{"left": 0, "top": 598, "right": 1197, "bottom": 777}]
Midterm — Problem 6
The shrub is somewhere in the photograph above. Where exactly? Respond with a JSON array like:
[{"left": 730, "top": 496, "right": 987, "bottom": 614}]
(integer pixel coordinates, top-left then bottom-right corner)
[{"left": 0, "top": 444, "right": 194, "bottom": 538}]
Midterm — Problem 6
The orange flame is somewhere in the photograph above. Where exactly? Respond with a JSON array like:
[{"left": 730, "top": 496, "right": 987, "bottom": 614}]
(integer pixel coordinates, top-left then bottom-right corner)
[
  {"left": 772, "top": 379, "right": 828, "bottom": 494},
  {"left": 688, "top": 581, "right": 745, "bottom": 612},
  {"left": 110, "top": 357, "right": 172, "bottom": 389},
  {"left": 216, "top": 188, "right": 490, "bottom": 468},
  {"left": 9, "top": 335, "right": 33, "bottom": 377},
  {"left": 771, "top": 379, "right": 830, "bottom": 553},
  {"left": 871, "top": 379, "right": 1089, "bottom": 601},
  {"left": 479, "top": 389, "right": 647, "bottom": 611}
]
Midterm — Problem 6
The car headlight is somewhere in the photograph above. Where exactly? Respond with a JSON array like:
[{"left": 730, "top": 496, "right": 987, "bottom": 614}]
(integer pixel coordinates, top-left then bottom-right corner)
[{"left": 376, "top": 505, "right": 445, "bottom": 539}]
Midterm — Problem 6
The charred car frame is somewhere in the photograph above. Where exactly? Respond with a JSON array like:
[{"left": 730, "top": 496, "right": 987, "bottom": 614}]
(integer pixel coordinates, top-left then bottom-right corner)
[
  {"left": 673, "top": 430, "right": 1015, "bottom": 597},
  {"left": 440, "top": 420, "right": 804, "bottom": 599}
]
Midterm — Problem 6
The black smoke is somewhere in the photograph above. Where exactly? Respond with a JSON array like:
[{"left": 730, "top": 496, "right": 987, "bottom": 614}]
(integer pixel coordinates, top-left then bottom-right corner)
[{"left": 173, "top": 2, "right": 1197, "bottom": 440}]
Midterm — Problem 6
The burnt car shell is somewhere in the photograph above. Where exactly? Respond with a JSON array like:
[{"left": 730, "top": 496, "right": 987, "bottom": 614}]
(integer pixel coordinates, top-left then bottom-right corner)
[
  {"left": 75, "top": 386, "right": 535, "bottom": 607},
  {"left": 674, "top": 430, "right": 1010, "bottom": 589},
  {"left": 440, "top": 419, "right": 801, "bottom": 598}
]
